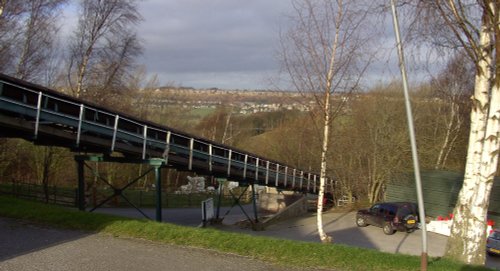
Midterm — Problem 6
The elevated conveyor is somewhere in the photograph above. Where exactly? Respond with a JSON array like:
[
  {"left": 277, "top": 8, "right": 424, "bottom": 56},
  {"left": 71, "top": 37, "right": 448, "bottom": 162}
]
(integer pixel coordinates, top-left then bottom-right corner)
[{"left": 0, "top": 73, "right": 326, "bottom": 193}]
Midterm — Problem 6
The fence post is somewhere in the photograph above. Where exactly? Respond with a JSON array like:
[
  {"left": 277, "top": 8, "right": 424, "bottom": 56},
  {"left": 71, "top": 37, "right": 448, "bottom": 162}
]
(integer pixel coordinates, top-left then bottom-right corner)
[
  {"left": 251, "top": 183, "right": 259, "bottom": 223},
  {"left": 165, "top": 192, "right": 169, "bottom": 208},
  {"left": 139, "top": 190, "right": 142, "bottom": 208},
  {"left": 155, "top": 165, "right": 162, "bottom": 222},
  {"left": 76, "top": 158, "right": 85, "bottom": 211},
  {"left": 74, "top": 188, "right": 78, "bottom": 207}
]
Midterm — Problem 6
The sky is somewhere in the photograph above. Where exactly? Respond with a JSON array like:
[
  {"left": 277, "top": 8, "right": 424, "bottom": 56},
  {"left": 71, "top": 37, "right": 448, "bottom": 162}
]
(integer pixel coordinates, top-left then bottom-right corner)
[
  {"left": 61, "top": 0, "right": 436, "bottom": 91},
  {"left": 136, "top": 0, "right": 294, "bottom": 90}
]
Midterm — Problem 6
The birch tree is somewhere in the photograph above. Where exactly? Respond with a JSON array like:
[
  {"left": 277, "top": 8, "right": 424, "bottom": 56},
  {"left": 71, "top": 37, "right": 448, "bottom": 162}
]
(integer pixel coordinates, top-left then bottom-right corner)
[
  {"left": 14, "top": 0, "right": 66, "bottom": 82},
  {"left": 0, "top": 1, "right": 4, "bottom": 16},
  {"left": 0, "top": 0, "right": 66, "bottom": 195},
  {"left": 429, "top": 54, "right": 473, "bottom": 170},
  {"left": 280, "top": 0, "right": 374, "bottom": 243},
  {"left": 196, "top": 107, "right": 235, "bottom": 144},
  {"left": 0, "top": 1, "right": 24, "bottom": 70},
  {"left": 413, "top": 0, "right": 499, "bottom": 265},
  {"left": 0, "top": 1, "right": 66, "bottom": 80},
  {"left": 67, "top": 0, "right": 142, "bottom": 100}
]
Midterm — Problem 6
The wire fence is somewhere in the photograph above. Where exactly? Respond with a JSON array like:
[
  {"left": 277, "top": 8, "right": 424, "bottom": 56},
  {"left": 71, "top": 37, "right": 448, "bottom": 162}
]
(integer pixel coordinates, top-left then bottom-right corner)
[
  {"left": 0, "top": 182, "right": 77, "bottom": 207},
  {"left": 0, "top": 182, "right": 250, "bottom": 209}
]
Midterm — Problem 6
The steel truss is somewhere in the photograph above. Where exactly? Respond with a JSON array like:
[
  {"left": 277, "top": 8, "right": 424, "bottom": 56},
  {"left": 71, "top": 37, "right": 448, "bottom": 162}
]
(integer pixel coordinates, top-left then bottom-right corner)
[{"left": 75, "top": 154, "right": 165, "bottom": 222}]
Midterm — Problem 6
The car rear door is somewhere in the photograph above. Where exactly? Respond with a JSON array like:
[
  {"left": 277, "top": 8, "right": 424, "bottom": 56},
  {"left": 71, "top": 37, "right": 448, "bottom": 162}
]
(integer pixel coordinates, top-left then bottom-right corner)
[{"left": 367, "top": 204, "right": 385, "bottom": 227}]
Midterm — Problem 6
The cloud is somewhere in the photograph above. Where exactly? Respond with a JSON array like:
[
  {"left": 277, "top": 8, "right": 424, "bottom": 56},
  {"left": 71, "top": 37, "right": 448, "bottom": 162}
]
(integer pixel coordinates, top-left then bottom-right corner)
[
  {"left": 60, "top": 1, "right": 441, "bottom": 90},
  {"left": 137, "top": 0, "right": 293, "bottom": 89}
]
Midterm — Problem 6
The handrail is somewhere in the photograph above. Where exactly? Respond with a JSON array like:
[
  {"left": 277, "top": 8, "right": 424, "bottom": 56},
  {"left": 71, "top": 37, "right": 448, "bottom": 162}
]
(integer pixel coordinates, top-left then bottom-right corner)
[{"left": 0, "top": 73, "right": 327, "bottom": 192}]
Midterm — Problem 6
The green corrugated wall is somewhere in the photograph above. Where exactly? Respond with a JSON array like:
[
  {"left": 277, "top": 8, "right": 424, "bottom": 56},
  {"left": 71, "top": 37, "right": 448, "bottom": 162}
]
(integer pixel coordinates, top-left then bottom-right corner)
[{"left": 386, "top": 171, "right": 500, "bottom": 226}]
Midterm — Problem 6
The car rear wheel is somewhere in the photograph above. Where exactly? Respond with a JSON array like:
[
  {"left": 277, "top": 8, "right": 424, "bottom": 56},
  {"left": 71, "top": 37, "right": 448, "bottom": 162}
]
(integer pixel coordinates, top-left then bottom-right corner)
[
  {"left": 403, "top": 214, "right": 418, "bottom": 230},
  {"left": 383, "top": 223, "right": 395, "bottom": 235},
  {"left": 356, "top": 217, "right": 367, "bottom": 227}
]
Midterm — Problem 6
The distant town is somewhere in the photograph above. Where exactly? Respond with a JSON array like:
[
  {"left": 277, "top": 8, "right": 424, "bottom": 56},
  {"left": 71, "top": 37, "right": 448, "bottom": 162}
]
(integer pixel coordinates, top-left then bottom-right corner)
[{"left": 136, "top": 86, "right": 339, "bottom": 114}]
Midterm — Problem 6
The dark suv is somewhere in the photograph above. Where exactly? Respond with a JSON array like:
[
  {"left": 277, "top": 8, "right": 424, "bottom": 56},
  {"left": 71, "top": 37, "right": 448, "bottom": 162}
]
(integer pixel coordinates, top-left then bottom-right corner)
[
  {"left": 356, "top": 202, "right": 419, "bottom": 235},
  {"left": 487, "top": 229, "right": 500, "bottom": 256}
]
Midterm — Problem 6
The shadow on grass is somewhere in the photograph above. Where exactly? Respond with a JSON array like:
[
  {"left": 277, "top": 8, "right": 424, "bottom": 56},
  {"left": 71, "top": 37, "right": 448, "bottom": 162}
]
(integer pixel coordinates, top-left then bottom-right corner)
[
  {"left": 0, "top": 194, "right": 134, "bottom": 230},
  {"left": 0, "top": 195, "right": 150, "bottom": 261},
  {"left": 0, "top": 216, "right": 91, "bottom": 261}
]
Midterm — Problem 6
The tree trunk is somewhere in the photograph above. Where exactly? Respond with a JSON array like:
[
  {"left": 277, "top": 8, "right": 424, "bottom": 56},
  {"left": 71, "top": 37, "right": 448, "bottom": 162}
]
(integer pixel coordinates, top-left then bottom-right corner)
[
  {"left": 75, "top": 53, "right": 90, "bottom": 98},
  {"left": 316, "top": 1, "right": 342, "bottom": 241},
  {"left": 222, "top": 109, "right": 232, "bottom": 144},
  {"left": 435, "top": 103, "right": 459, "bottom": 169},
  {"left": 368, "top": 179, "right": 382, "bottom": 204},
  {"left": 441, "top": 120, "right": 461, "bottom": 169},
  {"left": 0, "top": 0, "right": 5, "bottom": 17},
  {"left": 317, "top": 90, "right": 332, "bottom": 243},
  {"left": 445, "top": 6, "right": 497, "bottom": 264},
  {"left": 42, "top": 147, "right": 53, "bottom": 203},
  {"left": 15, "top": 6, "right": 35, "bottom": 80}
]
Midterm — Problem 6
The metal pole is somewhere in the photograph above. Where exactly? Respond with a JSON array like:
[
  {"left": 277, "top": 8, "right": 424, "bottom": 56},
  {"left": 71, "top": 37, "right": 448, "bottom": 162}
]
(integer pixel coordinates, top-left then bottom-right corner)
[
  {"left": 251, "top": 183, "right": 259, "bottom": 223},
  {"left": 142, "top": 125, "right": 148, "bottom": 159},
  {"left": 215, "top": 179, "right": 223, "bottom": 220},
  {"left": 76, "top": 158, "right": 85, "bottom": 211},
  {"left": 390, "top": 1, "right": 428, "bottom": 270},
  {"left": 111, "top": 115, "right": 119, "bottom": 152},
  {"left": 34, "top": 92, "right": 42, "bottom": 139},
  {"left": 155, "top": 165, "right": 162, "bottom": 222}
]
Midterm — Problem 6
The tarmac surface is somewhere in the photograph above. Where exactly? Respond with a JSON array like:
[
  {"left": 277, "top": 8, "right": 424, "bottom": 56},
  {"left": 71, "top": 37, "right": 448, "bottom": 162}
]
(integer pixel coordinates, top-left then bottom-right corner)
[
  {"left": 94, "top": 205, "right": 500, "bottom": 269},
  {"left": 1, "top": 205, "right": 499, "bottom": 270},
  {"left": 0, "top": 217, "right": 304, "bottom": 271}
]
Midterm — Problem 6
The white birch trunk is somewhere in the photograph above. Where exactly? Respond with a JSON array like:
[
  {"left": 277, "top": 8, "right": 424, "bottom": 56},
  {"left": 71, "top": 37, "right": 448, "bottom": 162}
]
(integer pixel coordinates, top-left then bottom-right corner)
[
  {"left": 315, "top": 0, "right": 343, "bottom": 241},
  {"left": 222, "top": 110, "right": 232, "bottom": 144},
  {"left": 445, "top": 4, "right": 498, "bottom": 264},
  {"left": 442, "top": 112, "right": 462, "bottom": 169},
  {"left": 317, "top": 90, "right": 332, "bottom": 243},
  {"left": 75, "top": 54, "right": 90, "bottom": 98},
  {"left": 435, "top": 103, "right": 460, "bottom": 169}
]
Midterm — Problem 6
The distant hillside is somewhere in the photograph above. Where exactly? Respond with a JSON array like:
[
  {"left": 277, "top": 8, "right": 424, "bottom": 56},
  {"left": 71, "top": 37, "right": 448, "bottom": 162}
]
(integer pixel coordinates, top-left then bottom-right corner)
[{"left": 136, "top": 87, "right": 316, "bottom": 114}]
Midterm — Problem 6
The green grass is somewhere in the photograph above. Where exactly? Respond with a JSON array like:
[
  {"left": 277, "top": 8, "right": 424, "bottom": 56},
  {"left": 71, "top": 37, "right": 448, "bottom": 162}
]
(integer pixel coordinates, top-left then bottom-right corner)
[
  {"left": 189, "top": 107, "right": 216, "bottom": 118},
  {"left": 0, "top": 195, "right": 492, "bottom": 271}
]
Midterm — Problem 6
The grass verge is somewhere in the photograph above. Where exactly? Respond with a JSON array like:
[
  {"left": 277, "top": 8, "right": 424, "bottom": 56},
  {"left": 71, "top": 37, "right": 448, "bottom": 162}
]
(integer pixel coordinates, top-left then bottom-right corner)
[{"left": 0, "top": 195, "right": 492, "bottom": 271}]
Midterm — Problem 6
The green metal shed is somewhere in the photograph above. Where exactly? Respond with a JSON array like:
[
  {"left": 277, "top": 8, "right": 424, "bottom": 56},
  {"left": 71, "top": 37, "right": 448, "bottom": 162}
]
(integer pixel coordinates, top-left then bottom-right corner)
[{"left": 386, "top": 171, "right": 500, "bottom": 226}]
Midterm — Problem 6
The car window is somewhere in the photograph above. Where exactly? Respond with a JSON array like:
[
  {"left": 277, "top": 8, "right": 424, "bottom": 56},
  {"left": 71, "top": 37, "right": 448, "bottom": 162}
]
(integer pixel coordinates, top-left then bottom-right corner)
[
  {"left": 378, "top": 206, "right": 385, "bottom": 215},
  {"left": 387, "top": 207, "right": 396, "bottom": 216},
  {"left": 381, "top": 205, "right": 394, "bottom": 216},
  {"left": 371, "top": 204, "right": 380, "bottom": 213},
  {"left": 491, "top": 232, "right": 500, "bottom": 240},
  {"left": 397, "top": 207, "right": 412, "bottom": 217}
]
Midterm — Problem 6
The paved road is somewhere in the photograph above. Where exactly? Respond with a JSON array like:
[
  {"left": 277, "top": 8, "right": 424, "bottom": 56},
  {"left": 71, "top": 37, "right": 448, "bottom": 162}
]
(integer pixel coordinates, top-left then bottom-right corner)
[
  {"left": 0, "top": 217, "right": 308, "bottom": 271},
  {"left": 220, "top": 211, "right": 448, "bottom": 255}
]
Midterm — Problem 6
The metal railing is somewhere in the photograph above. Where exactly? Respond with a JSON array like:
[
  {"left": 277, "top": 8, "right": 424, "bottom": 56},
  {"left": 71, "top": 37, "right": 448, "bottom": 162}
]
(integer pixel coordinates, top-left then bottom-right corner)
[{"left": 0, "top": 73, "right": 331, "bottom": 192}]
